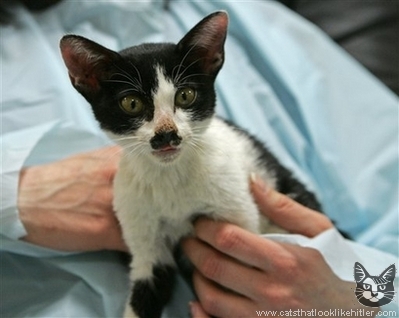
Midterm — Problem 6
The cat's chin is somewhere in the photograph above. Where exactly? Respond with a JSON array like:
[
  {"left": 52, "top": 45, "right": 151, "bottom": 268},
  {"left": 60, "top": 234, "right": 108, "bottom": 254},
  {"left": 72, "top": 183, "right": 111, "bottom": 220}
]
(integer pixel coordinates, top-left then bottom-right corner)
[{"left": 151, "top": 148, "right": 181, "bottom": 163}]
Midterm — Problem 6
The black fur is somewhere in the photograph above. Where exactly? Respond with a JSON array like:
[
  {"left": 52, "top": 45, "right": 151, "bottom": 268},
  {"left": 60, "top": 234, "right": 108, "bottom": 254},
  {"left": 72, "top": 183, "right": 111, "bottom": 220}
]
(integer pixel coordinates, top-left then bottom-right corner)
[
  {"left": 60, "top": 35, "right": 220, "bottom": 135},
  {"left": 221, "top": 118, "right": 322, "bottom": 211},
  {"left": 117, "top": 43, "right": 218, "bottom": 123},
  {"left": 130, "top": 264, "right": 176, "bottom": 318}
]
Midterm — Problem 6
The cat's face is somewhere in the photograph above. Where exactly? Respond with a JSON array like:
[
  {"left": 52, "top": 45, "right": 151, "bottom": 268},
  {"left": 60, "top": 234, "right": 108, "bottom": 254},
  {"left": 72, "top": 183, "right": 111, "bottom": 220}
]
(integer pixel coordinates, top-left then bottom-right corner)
[
  {"left": 354, "top": 262, "right": 396, "bottom": 307},
  {"left": 60, "top": 12, "right": 228, "bottom": 164}
]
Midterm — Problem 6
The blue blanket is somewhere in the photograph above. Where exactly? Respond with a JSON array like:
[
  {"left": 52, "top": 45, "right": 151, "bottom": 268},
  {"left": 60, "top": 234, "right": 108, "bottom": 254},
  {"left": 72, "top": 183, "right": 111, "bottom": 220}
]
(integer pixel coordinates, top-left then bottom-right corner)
[{"left": 1, "top": 1, "right": 398, "bottom": 317}]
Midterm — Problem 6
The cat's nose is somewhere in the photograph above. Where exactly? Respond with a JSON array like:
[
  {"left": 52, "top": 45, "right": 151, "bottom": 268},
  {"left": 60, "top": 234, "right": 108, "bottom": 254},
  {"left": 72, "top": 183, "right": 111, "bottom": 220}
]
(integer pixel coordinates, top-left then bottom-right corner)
[{"left": 150, "top": 130, "right": 182, "bottom": 150}]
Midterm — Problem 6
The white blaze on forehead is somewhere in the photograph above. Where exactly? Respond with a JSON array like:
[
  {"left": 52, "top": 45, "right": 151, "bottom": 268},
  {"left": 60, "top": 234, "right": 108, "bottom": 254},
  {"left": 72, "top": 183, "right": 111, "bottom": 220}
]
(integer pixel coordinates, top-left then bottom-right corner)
[
  {"left": 153, "top": 66, "right": 178, "bottom": 132},
  {"left": 153, "top": 65, "right": 176, "bottom": 114}
]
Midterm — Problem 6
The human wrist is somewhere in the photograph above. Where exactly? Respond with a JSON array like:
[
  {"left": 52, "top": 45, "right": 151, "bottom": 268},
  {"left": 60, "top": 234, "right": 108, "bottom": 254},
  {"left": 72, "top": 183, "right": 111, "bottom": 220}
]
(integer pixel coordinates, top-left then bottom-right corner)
[
  {"left": 17, "top": 165, "right": 55, "bottom": 244},
  {"left": 18, "top": 166, "right": 42, "bottom": 229}
]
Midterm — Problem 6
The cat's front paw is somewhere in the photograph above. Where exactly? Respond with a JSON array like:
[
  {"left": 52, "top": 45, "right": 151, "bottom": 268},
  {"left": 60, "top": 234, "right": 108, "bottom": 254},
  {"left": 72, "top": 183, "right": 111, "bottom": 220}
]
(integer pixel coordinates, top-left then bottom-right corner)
[{"left": 123, "top": 304, "right": 139, "bottom": 318}]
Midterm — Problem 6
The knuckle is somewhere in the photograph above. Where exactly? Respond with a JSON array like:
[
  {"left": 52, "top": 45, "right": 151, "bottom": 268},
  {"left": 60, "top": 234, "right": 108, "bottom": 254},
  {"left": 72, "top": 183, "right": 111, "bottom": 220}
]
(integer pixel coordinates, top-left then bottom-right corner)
[
  {"left": 258, "top": 285, "right": 302, "bottom": 309},
  {"left": 273, "top": 252, "right": 299, "bottom": 279},
  {"left": 98, "top": 187, "right": 114, "bottom": 205},
  {"left": 100, "top": 166, "right": 117, "bottom": 183},
  {"left": 282, "top": 254, "right": 299, "bottom": 275},
  {"left": 256, "top": 285, "right": 289, "bottom": 305},
  {"left": 214, "top": 224, "right": 241, "bottom": 252},
  {"left": 200, "top": 253, "right": 224, "bottom": 280},
  {"left": 304, "top": 246, "right": 323, "bottom": 261},
  {"left": 273, "top": 193, "right": 296, "bottom": 213},
  {"left": 91, "top": 215, "right": 112, "bottom": 235},
  {"left": 255, "top": 282, "right": 272, "bottom": 300}
]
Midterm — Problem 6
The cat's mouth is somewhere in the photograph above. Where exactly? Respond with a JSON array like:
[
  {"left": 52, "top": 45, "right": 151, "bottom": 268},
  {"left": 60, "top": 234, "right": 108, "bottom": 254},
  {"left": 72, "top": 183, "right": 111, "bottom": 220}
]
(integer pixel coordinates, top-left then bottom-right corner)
[
  {"left": 363, "top": 291, "right": 384, "bottom": 302},
  {"left": 151, "top": 146, "right": 181, "bottom": 162}
]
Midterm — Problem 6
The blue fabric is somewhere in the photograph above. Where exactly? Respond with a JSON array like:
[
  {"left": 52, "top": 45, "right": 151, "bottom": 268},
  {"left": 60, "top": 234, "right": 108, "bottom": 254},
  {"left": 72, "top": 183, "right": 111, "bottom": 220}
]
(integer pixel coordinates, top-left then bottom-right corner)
[{"left": 1, "top": 1, "right": 398, "bottom": 317}]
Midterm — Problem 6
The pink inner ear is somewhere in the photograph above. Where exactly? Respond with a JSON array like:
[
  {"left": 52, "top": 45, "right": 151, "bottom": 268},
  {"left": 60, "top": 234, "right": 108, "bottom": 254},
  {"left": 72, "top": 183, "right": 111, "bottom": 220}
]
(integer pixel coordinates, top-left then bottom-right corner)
[
  {"left": 182, "top": 12, "right": 228, "bottom": 75},
  {"left": 195, "top": 13, "right": 228, "bottom": 49},
  {"left": 60, "top": 39, "right": 104, "bottom": 90}
]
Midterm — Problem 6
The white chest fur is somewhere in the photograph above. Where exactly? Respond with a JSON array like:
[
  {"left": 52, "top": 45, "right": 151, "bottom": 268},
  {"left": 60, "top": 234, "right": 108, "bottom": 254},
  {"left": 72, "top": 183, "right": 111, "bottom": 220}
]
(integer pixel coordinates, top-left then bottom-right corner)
[{"left": 113, "top": 118, "right": 276, "bottom": 280}]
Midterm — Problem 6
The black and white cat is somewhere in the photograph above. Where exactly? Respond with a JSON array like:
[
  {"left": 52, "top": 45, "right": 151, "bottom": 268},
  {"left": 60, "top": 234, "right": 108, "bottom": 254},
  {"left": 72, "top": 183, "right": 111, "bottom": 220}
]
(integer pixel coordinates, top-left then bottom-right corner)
[
  {"left": 60, "top": 11, "right": 321, "bottom": 318},
  {"left": 354, "top": 262, "right": 396, "bottom": 308}
]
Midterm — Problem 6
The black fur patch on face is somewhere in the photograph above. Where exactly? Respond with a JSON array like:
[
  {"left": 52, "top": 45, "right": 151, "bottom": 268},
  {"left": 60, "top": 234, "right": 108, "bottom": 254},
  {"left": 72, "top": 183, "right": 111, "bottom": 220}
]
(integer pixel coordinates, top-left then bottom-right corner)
[
  {"left": 89, "top": 44, "right": 170, "bottom": 135},
  {"left": 60, "top": 13, "right": 228, "bottom": 135},
  {"left": 122, "top": 43, "right": 218, "bottom": 121},
  {"left": 130, "top": 264, "right": 176, "bottom": 318},
  {"left": 87, "top": 42, "right": 218, "bottom": 135}
]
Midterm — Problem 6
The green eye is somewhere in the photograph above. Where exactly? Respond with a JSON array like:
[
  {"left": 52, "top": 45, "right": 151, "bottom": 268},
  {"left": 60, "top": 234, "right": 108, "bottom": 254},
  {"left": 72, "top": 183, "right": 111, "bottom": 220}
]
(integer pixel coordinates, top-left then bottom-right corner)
[
  {"left": 175, "top": 87, "right": 196, "bottom": 108},
  {"left": 119, "top": 95, "right": 144, "bottom": 115}
]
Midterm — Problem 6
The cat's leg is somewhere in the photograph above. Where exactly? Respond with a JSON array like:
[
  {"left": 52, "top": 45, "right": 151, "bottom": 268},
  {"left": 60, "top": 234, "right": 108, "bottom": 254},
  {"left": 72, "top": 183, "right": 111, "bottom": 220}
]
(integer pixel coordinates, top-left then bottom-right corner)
[
  {"left": 124, "top": 260, "right": 176, "bottom": 318},
  {"left": 123, "top": 234, "right": 176, "bottom": 318},
  {"left": 128, "top": 263, "right": 176, "bottom": 318},
  {"left": 123, "top": 304, "right": 136, "bottom": 318},
  {"left": 209, "top": 199, "right": 261, "bottom": 234}
]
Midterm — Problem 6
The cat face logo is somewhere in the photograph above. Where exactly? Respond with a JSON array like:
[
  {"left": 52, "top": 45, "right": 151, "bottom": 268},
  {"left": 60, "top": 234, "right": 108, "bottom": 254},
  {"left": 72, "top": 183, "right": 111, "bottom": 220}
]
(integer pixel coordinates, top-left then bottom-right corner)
[{"left": 354, "top": 262, "right": 396, "bottom": 307}]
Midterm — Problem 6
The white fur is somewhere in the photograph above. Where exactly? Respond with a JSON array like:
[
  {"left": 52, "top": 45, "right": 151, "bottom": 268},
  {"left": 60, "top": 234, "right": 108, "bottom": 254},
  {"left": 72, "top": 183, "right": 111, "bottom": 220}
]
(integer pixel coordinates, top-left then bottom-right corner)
[
  {"left": 123, "top": 305, "right": 138, "bottom": 318},
  {"left": 110, "top": 66, "right": 276, "bottom": 317},
  {"left": 361, "top": 278, "right": 385, "bottom": 302},
  {"left": 114, "top": 116, "right": 276, "bottom": 275}
]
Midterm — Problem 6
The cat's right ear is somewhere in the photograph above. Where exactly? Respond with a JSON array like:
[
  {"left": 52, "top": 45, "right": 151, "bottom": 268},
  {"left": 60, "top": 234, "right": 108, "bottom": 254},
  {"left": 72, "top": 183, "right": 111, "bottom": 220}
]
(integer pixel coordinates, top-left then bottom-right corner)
[
  {"left": 380, "top": 264, "right": 396, "bottom": 282},
  {"left": 176, "top": 11, "right": 228, "bottom": 77},
  {"left": 354, "top": 262, "right": 369, "bottom": 283},
  {"left": 60, "top": 35, "right": 120, "bottom": 96}
]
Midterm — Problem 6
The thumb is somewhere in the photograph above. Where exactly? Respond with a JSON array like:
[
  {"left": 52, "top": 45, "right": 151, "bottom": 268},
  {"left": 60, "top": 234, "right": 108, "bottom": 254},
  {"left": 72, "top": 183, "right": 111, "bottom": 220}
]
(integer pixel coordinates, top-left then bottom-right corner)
[{"left": 250, "top": 174, "right": 333, "bottom": 237}]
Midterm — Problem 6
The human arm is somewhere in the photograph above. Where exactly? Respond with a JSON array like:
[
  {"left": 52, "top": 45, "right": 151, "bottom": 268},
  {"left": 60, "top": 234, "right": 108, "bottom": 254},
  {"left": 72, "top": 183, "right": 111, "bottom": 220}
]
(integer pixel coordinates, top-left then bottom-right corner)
[
  {"left": 184, "top": 176, "right": 380, "bottom": 318},
  {"left": 17, "top": 146, "right": 128, "bottom": 252}
]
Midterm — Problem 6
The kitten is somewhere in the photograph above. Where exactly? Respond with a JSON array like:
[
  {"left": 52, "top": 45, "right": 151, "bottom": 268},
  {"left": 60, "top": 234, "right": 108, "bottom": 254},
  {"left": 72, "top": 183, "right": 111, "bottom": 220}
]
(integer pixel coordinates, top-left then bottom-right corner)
[
  {"left": 60, "top": 11, "right": 321, "bottom": 318},
  {"left": 354, "top": 262, "right": 396, "bottom": 308}
]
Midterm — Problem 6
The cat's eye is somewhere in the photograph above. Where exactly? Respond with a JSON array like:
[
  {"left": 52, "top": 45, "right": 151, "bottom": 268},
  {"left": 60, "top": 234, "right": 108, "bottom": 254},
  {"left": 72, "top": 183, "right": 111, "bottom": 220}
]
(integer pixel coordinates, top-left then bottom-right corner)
[
  {"left": 175, "top": 87, "right": 196, "bottom": 108},
  {"left": 120, "top": 95, "right": 144, "bottom": 116},
  {"left": 379, "top": 285, "right": 386, "bottom": 291},
  {"left": 363, "top": 284, "right": 371, "bottom": 290}
]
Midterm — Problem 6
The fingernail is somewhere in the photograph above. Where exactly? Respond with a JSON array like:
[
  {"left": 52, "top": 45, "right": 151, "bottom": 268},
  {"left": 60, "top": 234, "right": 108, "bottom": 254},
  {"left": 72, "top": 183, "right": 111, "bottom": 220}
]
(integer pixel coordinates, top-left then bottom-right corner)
[{"left": 250, "top": 172, "right": 267, "bottom": 192}]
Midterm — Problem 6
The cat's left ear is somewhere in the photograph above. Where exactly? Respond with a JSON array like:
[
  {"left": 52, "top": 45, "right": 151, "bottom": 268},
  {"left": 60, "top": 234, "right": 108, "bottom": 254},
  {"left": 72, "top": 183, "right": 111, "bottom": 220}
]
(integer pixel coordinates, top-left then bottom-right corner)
[
  {"left": 60, "top": 35, "right": 120, "bottom": 97},
  {"left": 380, "top": 264, "right": 396, "bottom": 282},
  {"left": 176, "top": 11, "right": 228, "bottom": 77},
  {"left": 354, "top": 262, "right": 369, "bottom": 282}
]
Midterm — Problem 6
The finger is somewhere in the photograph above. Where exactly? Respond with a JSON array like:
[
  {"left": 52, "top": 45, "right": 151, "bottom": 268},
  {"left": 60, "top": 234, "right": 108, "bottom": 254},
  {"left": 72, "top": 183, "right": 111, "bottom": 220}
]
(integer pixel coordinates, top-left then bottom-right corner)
[
  {"left": 193, "top": 270, "right": 254, "bottom": 318},
  {"left": 192, "top": 219, "right": 290, "bottom": 271},
  {"left": 250, "top": 175, "right": 333, "bottom": 237},
  {"left": 189, "top": 301, "right": 211, "bottom": 318},
  {"left": 182, "top": 236, "right": 266, "bottom": 298}
]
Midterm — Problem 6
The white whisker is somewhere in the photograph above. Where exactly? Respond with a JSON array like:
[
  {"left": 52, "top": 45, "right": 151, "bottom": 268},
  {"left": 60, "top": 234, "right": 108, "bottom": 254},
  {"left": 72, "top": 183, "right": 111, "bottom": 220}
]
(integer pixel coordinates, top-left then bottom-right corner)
[
  {"left": 173, "top": 39, "right": 203, "bottom": 84},
  {"left": 129, "top": 62, "right": 143, "bottom": 87},
  {"left": 114, "top": 63, "right": 140, "bottom": 86},
  {"left": 174, "top": 58, "right": 204, "bottom": 85}
]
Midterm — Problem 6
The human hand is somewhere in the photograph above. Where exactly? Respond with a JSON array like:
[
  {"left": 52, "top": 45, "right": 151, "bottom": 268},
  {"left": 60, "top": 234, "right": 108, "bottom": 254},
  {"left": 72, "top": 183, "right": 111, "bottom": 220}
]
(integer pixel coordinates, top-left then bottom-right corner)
[
  {"left": 184, "top": 176, "right": 376, "bottom": 317},
  {"left": 18, "top": 146, "right": 128, "bottom": 252}
]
